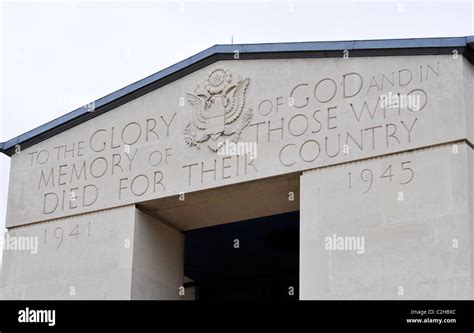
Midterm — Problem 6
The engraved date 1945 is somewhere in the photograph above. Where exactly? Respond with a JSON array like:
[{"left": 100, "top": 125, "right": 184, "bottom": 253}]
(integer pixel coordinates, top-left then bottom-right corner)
[{"left": 348, "top": 161, "right": 414, "bottom": 193}]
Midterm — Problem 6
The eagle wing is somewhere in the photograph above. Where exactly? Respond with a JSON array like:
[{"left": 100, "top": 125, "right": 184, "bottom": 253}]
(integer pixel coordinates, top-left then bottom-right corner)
[
  {"left": 225, "top": 78, "right": 249, "bottom": 124},
  {"left": 186, "top": 93, "right": 206, "bottom": 130}
]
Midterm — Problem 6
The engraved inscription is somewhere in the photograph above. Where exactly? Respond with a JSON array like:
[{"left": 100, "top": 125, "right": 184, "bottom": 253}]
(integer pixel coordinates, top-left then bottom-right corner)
[
  {"left": 43, "top": 221, "right": 91, "bottom": 249},
  {"left": 348, "top": 161, "right": 415, "bottom": 193},
  {"left": 6, "top": 58, "right": 458, "bottom": 226}
]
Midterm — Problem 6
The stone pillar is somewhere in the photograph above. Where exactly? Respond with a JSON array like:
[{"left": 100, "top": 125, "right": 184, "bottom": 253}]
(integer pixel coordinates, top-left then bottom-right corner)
[
  {"left": 0, "top": 205, "right": 185, "bottom": 300},
  {"left": 131, "top": 209, "right": 184, "bottom": 300},
  {"left": 300, "top": 142, "right": 473, "bottom": 299}
]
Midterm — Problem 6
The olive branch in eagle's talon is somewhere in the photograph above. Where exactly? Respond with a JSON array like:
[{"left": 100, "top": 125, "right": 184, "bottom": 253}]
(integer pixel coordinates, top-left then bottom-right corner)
[{"left": 184, "top": 122, "right": 198, "bottom": 148}]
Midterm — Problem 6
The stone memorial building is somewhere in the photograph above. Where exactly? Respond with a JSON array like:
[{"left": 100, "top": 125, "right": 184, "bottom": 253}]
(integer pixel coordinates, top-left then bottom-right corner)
[{"left": 1, "top": 36, "right": 473, "bottom": 300}]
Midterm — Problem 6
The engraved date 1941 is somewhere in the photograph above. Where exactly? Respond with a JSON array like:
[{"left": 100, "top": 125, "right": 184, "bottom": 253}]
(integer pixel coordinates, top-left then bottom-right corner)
[{"left": 43, "top": 222, "right": 91, "bottom": 249}]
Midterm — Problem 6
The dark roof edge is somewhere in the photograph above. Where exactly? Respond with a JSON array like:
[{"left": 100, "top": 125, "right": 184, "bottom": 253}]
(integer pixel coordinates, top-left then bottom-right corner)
[{"left": 1, "top": 35, "right": 473, "bottom": 156}]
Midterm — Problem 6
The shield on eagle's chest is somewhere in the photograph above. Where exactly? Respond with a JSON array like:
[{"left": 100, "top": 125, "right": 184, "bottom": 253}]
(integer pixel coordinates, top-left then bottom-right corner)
[{"left": 204, "top": 95, "right": 226, "bottom": 137}]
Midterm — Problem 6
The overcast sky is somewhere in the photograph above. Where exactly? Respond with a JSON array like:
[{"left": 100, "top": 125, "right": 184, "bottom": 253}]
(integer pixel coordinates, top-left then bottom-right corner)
[{"left": 0, "top": 0, "right": 473, "bottom": 265}]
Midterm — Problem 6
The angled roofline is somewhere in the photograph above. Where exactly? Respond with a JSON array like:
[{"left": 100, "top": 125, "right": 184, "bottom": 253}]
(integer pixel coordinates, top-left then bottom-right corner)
[{"left": 1, "top": 35, "right": 473, "bottom": 156}]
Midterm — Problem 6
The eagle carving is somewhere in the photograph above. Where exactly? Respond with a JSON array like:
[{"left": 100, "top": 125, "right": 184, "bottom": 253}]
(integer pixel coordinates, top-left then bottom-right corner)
[{"left": 183, "top": 67, "right": 253, "bottom": 151}]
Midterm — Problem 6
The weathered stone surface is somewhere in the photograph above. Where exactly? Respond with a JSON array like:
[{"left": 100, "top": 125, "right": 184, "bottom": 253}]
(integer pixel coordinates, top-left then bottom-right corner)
[
  {"left": 0, "top": 205, "right": 184, "bottom": 300},
  {"left": 300, "top": 143, "right": 473, "bottom": 299}
]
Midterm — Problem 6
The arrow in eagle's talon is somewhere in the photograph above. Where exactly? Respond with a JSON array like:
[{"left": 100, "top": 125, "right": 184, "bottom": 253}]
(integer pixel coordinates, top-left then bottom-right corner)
[{"left": 231, "top": 132, "right": 242, "bottom": 143}]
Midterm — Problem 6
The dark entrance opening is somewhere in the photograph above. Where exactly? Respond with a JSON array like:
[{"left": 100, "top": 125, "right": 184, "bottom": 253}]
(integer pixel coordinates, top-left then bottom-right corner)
[{"left": 184, "top": 211, "right": 299, "bottom": 302}]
